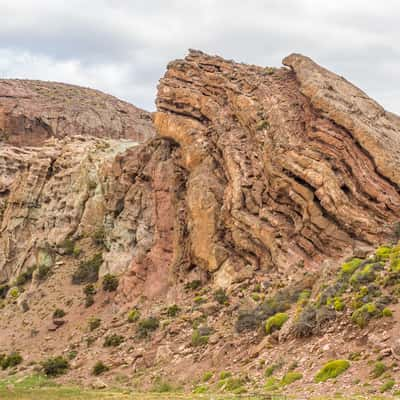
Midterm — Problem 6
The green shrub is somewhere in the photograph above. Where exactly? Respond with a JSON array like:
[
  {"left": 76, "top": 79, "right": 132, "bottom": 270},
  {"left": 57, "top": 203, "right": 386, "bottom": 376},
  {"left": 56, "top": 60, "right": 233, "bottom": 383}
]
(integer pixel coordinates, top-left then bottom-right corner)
[
  {"left": 193, "top": 385, "right": 208, "bottom": 394},
  {"left": 137, "top": 317, "right": 159, "bottom": 338},
  {"left": 351, "top": 302, "right": 380, "bottom": 328},
  {"left": 314, "top": 360, "right": 350, "bottom": 382},
  {"left": 15, "top": 266, "right": 36, "bottom": 286},
  {"left": 256, "top": 120, "right": 270, "bottom": 131},
  {"left": 151, "top": 377, "right": 175, "bottom": 393},
  {"left": 382, "top": 307, "right": 393, "bottom": 317},
  {"left": 67, "top": 350, "right": 78, "bottom": 360},
  {"left": 166, "top": 304, "right": 180, "bottom": 317},
  {"left": 72, "top": 254, "right": 102, "bottom": 284},
  {"left": 265, "top": 312, "right": 289, "bottom": 335},
  {"left": 92, "top": 361, "right": 109, "bottom": 376},
  {"left": 280, "top": 371, "right": 302, "bottom": 386},
  {"left": 60, "top": 239, "right": 75, "bottom": 255},
  {"left": 88, "top": 317, "right": 101, "bottom": 331},
  {"left": 371, "top": 362, "right": 387, "bottom": 378},
  {"left": 103, "top": 334, "right": 124, "bottom": 347},
  {"left": 380, "top": 379, "right": 395, "bottom": 393},
  {"left": 52, "top": 308, "right": 66, "bottom": 319},
  {"left": 376, "top": 246, "right": 392, "bottom": 261},
  {"left": 213, "top": 288, "right": 228, "bottom": 305},
  {"left": 350, "top": 263, "right": 380, "bottom": 287},
  {"left": 8, "top": 287, "right": 20, "bottom": 299},
  {"left": 194, "top": 296, "right": 205, "bottom": 305},
  {"left": 102, "top": 274, "right": 119, "bottom": 292},
  {"left": 341, "top": 258, "right": 363, "bottom": 276},
  {"left": 37, "top": 265, "right": 52, "bottom": 281},
  {"left": 127, "top": 308, "right": 140, "bottom": 323},
  {"left": 218, "top": 376, "right": 246, "bottom": 393},
  {"left": 0, "top": 352, "right": 22, "bottom": 369},
  {"left": 191, "top": 329, "right": 209, "bottom": 347},
  {"left": 203, "top": 371, "right": 213, "bottom": 382},
  {"left": 185, "top": 280, "right": 202, "bottom": 291},
  {"left": 41, "top": 356, "right": 69, "bottom": 376},
  {"left": 83, "top": 284, "right": 96, "bottom": 296},
  {"left": 92, "top": 228, "right": 106, "bottom": 247}
]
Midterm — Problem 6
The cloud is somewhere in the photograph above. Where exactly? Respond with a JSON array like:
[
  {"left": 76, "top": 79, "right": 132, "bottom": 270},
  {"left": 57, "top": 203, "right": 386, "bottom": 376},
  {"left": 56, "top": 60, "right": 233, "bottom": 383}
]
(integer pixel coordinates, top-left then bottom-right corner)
[{"left": 0, "top": 0, "right": 399, "bottom": 113}]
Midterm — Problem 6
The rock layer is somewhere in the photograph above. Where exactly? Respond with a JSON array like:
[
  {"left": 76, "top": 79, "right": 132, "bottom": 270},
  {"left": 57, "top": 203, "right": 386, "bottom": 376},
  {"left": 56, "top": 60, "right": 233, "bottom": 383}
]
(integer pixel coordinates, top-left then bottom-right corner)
[{"left": 154, "top": 50, "right": 400, "bottom": 283}]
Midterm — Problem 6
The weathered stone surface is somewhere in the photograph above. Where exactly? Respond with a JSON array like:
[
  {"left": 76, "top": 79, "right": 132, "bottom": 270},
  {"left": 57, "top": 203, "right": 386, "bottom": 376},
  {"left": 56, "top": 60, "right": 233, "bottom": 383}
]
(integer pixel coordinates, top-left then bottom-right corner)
[
  {"left": 154, "top": 50, "right": 400, "bottom": 278},
  {"left": 0, "top": 79, "right": 154, "bottom": 146}
]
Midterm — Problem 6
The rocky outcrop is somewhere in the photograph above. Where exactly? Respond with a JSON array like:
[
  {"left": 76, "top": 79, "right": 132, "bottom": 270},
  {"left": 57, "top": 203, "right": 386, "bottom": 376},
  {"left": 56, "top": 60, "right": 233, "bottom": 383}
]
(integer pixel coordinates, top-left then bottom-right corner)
[
  {"left": 153, "top": 50, "right": 400, "bottom": 286},
  {"left": 0, "top": 79, "right": 154, "bottom": 146},
  {"left": 2, "top": 51, "right": 400, "bottom": 294}
]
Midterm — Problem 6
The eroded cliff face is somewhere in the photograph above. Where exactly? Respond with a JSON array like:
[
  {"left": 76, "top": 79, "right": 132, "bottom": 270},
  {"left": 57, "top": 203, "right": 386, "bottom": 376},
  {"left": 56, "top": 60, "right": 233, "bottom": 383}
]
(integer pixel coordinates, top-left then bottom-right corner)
[
  {"left": 153, "top": 50, "right": 400, "bottom": 287},
  {"left": 0, "top": 80, "right": 155, "bottom": 282}
]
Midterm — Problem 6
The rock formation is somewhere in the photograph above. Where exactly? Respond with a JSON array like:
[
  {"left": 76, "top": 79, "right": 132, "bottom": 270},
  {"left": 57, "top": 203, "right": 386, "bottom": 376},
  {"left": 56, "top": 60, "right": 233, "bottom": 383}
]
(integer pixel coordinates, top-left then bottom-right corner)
[{"left": 1, "top": 51, "right": 400, "bottom": 397}]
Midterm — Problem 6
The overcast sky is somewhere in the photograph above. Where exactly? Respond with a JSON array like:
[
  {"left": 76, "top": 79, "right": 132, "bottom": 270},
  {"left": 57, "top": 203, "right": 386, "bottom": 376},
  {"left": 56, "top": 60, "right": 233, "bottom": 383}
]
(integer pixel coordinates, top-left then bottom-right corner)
[{"left": 0, "top": 0, "right": 399, "bottom": 113}]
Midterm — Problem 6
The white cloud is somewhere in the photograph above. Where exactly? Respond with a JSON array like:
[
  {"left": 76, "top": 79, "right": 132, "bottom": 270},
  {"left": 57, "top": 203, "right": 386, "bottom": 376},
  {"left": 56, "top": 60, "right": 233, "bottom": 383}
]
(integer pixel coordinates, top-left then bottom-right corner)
[{"left": 0, "top": 0, "right": 399, "bottom": 113}]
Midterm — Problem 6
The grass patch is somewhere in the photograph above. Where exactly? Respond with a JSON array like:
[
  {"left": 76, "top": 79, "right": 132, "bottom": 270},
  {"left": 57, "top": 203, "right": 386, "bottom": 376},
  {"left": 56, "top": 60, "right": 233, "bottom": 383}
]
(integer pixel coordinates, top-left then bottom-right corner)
[{"left": 314, "top": 359, "right": 350, "bottom": 382}]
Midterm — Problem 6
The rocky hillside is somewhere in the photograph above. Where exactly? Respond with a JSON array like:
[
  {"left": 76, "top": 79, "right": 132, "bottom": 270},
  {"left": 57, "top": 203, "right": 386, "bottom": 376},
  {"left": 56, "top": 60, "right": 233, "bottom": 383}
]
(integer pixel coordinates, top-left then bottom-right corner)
[{"left": 1, "top": 52, "right": 400, "bottom": 397}]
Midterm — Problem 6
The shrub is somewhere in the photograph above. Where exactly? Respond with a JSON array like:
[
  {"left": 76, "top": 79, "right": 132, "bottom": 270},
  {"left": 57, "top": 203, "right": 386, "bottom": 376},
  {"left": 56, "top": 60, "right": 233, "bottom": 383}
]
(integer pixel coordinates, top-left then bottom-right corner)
[
  {"left": 103, "top": 334, "right": 124, "bottom": 347},
  {"left": 350, "top": 263, "right": 380, "bottom": 287},
  {"left": 151, "top": 377, "right": 175, "bottom": 393},
  {"left": 314, "top": 360, "right": 350, "bottom": 382},
  {"left": 185, "top": 280, "right": 202, "bottom": 291},
  {"left": 380, "top": 379, "right": 395, "bottom": 393},
  {"left": 0, "top": 352, "right": 22, "bottom": 369},
  {"left": 37, "top": 265, "right": 52, "bottom": 281},
  {"left": 218, "top": 375, "right": 246, "bottom": 393},
  {"left": 382, "top": 307, "right": 393, "bottom": 317},
  {"left": 341, "top": 258, "right": 363, "bottom": 276},
  {"left": 92, "top": 228, "right": 106, "bottom": 247},
  {"left": 371, "top": 362, "right": 387, "bottom": 378},
  {"left": 351, "top": 302, "right": 380, "bottom": 328},
  {"left": 52, "top": 308, "right": 66, "bottom": 319},
  {"left": 203, "top": 371, "right": 213, "bottom": 382},
  {"left": 71, "top": 254, "right": 102, "bottom": 284},
  {"left": 127, "top": 308, "right": 140, "bottom": 323},
  {"left": 41, "top": 356, "right": 69, "bottom": 376},
  {"left": 256, "top": 120, "right": 270, "bottom": 131},
  {"left": 88, "top": 317, "right": 101, "bottom": 331},
  {"left": 83, "top": 284, "right": 96, "bottom": 296},
  {"left": 166, "top": 304, "right": 180, "bottom": 317},
  {"left": 265, "top": 312, "right": 289, "bottom": 335},
  {"left": 102, "top": 274, "right": 119, "bottom": 292},
  {"left": 60, "top": 239, "right": 75, "bottom": 255},
  {"left": 191, "top": 329, "right": 209, "bottom": 347},
  {"left": 15, "top": 266, "right": 36, "bottom": 286},
  {"left": 137, "top": 317, "right": 159, "bottom": 338},
  {"left": 376, "top": 246, "right": 392, "bottom": 261},
  {"left": 194, "top": 296, "right": 205, "bottom": 305},
  {"left": 315, "top": 305, "right": 336, "bottom": 331},
  {"left": 92, "top": 361, "right": 109, "bottom": 376},
  {"left": 280, "top": 371, "right": 302, "bottom": 386},
  {"left": 8, "top": 287, "right": 20, "bottom": 299},
  {"left": 292, "top": 305, "right": 317, "bottom": 337},
  {"left": 213, "top": 288, "right": 228, "bottom": 305},
  {"left": 67, "top": 350, "right": 78, "bottom": 360}
]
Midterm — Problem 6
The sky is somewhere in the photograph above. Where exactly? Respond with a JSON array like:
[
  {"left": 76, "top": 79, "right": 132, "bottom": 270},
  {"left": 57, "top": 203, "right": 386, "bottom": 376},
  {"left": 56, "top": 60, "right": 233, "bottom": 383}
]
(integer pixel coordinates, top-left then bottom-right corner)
[{"left": 0, "top": 0, "right": 399, "bottom": 113}]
